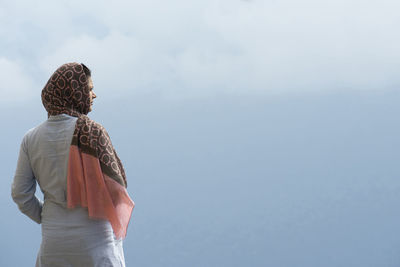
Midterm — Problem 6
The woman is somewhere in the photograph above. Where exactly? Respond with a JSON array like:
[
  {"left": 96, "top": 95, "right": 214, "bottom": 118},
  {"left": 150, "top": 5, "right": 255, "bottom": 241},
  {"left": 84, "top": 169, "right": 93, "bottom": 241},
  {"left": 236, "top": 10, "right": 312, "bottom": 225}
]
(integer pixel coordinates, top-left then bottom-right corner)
[{"left": 11, "top": 62, "right": 134, "bottom": 267}]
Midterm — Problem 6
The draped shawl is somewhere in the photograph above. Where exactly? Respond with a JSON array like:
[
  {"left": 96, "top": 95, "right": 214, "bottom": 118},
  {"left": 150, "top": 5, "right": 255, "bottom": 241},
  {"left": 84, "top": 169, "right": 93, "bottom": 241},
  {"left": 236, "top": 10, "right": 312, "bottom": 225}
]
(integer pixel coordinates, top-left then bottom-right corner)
[{"left": 41, "top": 62, "right": 134, "bottom": 239}]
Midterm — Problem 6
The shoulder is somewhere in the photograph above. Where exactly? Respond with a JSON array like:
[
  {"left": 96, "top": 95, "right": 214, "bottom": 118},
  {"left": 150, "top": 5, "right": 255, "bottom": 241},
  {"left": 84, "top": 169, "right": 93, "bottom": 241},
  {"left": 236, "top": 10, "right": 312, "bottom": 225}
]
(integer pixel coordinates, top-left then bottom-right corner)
[
  {"left": 20, "top": 121, "right": 46, "bottom": 150},
  {"left": 22, "top": 120, "right": 47, "bottom": 141},
  {"left": 21, "top": 128, "right": 34, "bottom": 147},
  {"left": 77, "top": 115, "right": 110, "bottom": 136}
]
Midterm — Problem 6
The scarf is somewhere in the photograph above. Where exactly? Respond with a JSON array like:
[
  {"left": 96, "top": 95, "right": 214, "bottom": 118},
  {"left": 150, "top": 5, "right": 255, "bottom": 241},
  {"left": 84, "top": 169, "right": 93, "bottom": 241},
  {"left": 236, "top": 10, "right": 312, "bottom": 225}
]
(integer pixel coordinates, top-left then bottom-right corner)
[{"left": 42, "top": 62, "right": 134, "bottom": 238}]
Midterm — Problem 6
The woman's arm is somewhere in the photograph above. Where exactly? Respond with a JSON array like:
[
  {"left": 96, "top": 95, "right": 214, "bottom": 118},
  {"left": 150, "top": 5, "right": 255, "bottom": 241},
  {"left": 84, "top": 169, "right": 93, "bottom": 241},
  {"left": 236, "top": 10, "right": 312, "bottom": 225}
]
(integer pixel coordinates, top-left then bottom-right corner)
[{"left": 11, "top": 135, "right": 43, "bottom": 224}]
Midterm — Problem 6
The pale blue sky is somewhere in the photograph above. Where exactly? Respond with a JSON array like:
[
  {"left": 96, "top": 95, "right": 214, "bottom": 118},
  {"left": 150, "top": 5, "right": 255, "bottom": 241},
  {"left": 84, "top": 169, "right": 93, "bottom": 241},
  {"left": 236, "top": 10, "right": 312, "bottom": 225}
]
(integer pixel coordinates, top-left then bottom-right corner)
[{"left": 1, "top": 1, "right": 400, "bottom": 266}]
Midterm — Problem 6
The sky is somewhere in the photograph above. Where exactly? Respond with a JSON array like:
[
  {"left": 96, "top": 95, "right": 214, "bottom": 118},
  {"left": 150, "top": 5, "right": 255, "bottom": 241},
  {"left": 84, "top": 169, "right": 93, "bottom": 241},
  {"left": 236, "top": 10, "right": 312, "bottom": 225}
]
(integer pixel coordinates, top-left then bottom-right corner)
[{"left": 1, "top": 1, "right": 400, "bottom": 266}]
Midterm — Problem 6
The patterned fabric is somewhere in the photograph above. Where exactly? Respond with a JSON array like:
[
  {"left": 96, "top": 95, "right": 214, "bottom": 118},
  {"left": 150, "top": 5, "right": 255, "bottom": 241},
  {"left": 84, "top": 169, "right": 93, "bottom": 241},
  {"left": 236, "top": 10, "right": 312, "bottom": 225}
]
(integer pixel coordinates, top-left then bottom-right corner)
[
  {"left": 42, "top": 63, "right": 91, "bottom": 117},
  {"left": 41, "top": 62, "right": 133, "bottom": 238},
  {"left": 71, "top": 115, "right": 127, "bottom": 187},
  {"left": 42, "top": 62, "right": 127, "bottom": 187}
]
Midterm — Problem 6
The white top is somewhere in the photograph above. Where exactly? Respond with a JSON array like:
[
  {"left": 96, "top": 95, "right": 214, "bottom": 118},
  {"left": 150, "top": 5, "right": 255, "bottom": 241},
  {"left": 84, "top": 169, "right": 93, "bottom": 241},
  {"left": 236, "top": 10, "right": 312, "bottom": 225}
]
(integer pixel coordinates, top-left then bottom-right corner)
[{"left": 12, "top": 114, "right": 125, "bottom": 267}]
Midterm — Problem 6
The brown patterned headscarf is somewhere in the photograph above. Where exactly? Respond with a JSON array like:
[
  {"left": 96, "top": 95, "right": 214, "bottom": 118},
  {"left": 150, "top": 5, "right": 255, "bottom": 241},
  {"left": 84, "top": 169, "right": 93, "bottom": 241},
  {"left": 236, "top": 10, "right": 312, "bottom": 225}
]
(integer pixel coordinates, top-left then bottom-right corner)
[
  {"left": 41, "top": 62, "right": 126, "bottom": 187},
  {"left": 42, "top": 63, "right": 91, "bottom": 117},
  {"left": 41, "top": 62, "right": 133, "bottom": 238}
]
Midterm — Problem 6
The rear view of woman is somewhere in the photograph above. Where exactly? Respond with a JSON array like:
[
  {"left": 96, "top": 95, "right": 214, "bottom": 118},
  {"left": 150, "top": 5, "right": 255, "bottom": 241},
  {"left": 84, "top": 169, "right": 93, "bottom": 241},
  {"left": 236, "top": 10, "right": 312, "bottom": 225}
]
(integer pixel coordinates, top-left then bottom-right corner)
[{"left": 11, "top": 62, "right": 134, "bottom": 267}]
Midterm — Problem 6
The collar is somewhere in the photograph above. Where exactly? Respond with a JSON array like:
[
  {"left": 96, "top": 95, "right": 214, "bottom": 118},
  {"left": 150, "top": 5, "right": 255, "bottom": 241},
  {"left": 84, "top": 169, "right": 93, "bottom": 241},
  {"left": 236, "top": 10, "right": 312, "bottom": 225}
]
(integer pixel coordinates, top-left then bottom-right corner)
[{"left": 48, "top": 113, "right": 75, "bottom": 121}]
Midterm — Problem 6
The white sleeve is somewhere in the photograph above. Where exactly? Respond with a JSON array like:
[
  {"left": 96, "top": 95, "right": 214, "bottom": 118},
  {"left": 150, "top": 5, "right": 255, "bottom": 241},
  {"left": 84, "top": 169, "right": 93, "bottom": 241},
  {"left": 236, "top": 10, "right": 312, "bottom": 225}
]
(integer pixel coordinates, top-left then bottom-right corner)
[{"left": 11, "top": 135, "right": 43, "bottom": 224}]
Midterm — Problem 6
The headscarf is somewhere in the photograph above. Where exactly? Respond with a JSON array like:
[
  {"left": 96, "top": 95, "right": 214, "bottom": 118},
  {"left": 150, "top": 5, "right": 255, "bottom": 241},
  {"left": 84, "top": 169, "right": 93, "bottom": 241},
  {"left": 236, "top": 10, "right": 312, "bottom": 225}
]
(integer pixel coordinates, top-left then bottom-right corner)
[{"left": 42, "top": 62, "right": 134, "bottom": 238}]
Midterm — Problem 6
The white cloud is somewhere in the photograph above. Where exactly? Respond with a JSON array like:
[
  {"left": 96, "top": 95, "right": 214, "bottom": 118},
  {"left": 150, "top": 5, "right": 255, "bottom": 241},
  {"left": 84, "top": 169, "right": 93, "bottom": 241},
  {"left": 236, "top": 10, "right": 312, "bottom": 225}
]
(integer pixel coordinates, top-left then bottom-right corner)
[
  {"left": 0, "top": 58, "right": 35, "bottom": 104},
  {"left": 2, "top": 0, "right": 400, "bottom": 103}
]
